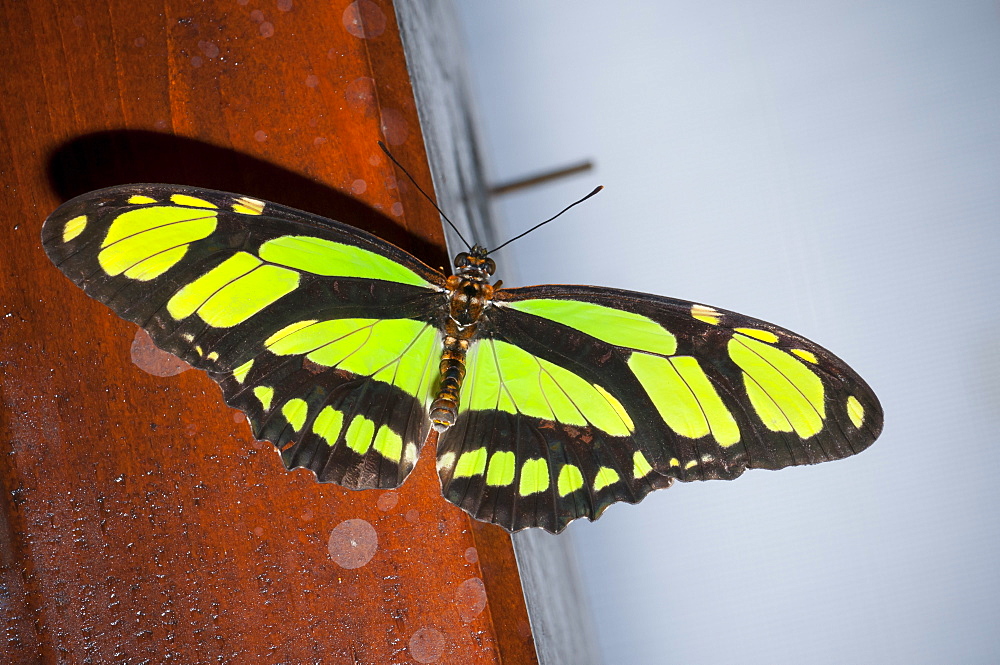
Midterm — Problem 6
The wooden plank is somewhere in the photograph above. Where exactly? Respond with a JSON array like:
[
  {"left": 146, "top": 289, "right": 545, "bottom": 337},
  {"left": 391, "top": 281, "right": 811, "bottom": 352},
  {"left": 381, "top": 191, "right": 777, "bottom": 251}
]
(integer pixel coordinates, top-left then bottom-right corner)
[{"left": 0, "top": 0, "right": 536, "bottom": 662}]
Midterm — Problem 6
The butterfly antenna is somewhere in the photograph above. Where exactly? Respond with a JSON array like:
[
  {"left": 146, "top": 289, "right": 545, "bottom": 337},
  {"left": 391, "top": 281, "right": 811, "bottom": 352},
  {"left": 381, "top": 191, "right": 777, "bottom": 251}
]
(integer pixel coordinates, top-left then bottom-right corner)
[
  {"left": 378, "top": 141, "right": 473, "bottom": 251},
  {"left": 487, "top": 185, "right": 603, "bottom": 254}
]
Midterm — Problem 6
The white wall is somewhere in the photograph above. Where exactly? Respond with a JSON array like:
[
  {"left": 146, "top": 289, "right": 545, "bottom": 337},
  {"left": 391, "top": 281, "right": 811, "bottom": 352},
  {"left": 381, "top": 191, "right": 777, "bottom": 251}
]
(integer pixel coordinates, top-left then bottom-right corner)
[{"left": 457, "top": 2, "right": 1000, "bottom": 663}]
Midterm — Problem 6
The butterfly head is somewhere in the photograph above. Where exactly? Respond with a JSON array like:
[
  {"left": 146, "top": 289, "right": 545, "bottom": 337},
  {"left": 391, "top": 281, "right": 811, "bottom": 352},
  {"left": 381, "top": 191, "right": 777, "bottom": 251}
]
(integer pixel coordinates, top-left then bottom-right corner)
[{"left": 454, "top": 245, "right": 496, "bottom": 282}]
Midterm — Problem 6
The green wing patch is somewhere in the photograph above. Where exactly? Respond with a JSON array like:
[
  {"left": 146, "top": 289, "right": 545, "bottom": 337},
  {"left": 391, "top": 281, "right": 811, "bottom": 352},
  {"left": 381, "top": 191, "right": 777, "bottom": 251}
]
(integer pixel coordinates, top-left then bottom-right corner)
[{"left": 461, "top": 338, "right": 634, "bottom": 436}]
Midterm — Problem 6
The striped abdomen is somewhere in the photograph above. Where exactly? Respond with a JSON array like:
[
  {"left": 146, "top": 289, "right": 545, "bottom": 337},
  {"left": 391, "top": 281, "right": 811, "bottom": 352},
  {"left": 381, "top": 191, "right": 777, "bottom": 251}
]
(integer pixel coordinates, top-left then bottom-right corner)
[{"left": 429, "top": 268, "right": 495, "bottom": 431}]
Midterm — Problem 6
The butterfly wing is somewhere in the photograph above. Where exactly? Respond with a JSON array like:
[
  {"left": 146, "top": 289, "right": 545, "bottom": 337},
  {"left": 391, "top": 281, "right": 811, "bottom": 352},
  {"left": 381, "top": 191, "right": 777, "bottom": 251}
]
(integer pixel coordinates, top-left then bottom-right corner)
[
  {"left": 436, "top": 284, "right": 882, "bottom": 533},
  {"left": 43, "top": 184, "right": 447, "bottom": 489}
]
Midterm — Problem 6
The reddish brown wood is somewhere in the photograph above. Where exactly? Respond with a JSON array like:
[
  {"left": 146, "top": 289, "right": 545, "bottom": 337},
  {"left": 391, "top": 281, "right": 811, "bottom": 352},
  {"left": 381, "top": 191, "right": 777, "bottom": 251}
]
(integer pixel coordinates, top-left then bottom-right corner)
[{"left": 0, "top": 1, "right": 537, "bottom": 662}]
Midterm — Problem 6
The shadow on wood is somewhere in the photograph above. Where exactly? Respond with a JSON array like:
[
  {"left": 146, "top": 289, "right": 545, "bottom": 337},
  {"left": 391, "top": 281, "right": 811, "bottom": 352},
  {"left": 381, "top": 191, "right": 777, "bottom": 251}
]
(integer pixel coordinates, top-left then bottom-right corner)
[{"left": 47, "top": 130, "right": 448, "bottom": 269}]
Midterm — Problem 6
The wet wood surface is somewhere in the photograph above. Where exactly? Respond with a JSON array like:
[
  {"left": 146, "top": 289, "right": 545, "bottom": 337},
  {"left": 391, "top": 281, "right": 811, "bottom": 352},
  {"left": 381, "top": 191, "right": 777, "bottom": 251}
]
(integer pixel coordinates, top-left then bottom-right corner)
[{"left": 0, "top": 1, "right": 537, "bottom": 662}]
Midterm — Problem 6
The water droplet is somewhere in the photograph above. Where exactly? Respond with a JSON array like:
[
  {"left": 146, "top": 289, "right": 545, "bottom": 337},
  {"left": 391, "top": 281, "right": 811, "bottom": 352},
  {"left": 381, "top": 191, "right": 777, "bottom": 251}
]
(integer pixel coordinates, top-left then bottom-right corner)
[
  {"left": 343, "top": 0, "right": 386, "bottom": 39},
  {"left": 376, "top": 491, "right": 398, "bottom": 511},
  {"left": 456, "top": 578, "right": 487, "bottom": 622},
  {"left": 408, "top": 627, "right": 445, "bottom": 663},
  {"left": 327, "top": 519, "right": 378, "bottom": 569}
]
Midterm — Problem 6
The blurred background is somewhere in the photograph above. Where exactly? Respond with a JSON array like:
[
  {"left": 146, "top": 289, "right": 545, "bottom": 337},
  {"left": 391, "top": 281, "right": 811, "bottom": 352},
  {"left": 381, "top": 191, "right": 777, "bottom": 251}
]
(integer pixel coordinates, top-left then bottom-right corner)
[{"left": 455, "top": 2, "right": 1000, "bottom": 664}]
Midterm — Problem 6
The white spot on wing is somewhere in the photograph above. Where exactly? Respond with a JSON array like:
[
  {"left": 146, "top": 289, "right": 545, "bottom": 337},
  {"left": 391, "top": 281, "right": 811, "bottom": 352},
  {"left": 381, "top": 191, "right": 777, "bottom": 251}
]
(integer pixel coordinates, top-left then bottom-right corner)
[{"left": 437, "top": 452, "right": 456, "bottom": 472}]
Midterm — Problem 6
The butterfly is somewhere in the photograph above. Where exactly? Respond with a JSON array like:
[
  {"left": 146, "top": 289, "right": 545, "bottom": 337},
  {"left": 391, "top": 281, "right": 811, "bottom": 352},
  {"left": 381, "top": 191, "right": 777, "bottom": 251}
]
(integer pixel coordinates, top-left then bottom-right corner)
[{"left": 42, "top": 183, "right": 882, "bottom": 533}]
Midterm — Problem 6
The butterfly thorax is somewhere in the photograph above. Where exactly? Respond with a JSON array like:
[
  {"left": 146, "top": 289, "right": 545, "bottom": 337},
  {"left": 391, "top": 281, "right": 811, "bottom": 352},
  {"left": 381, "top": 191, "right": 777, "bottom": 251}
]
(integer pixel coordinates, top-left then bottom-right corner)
[{"left": 429, "top": 246, "right": 498, "bottom": 432}]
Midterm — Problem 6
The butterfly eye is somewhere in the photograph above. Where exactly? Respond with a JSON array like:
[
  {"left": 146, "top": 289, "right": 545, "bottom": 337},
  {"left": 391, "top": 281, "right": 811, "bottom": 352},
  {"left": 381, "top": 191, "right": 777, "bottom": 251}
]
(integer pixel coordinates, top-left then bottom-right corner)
[
  {"left": 484, "top": 258, "right": 496, "bottom": 275},
  {"left": 454, "top": 252, "right": 469, "bottom": 268}
]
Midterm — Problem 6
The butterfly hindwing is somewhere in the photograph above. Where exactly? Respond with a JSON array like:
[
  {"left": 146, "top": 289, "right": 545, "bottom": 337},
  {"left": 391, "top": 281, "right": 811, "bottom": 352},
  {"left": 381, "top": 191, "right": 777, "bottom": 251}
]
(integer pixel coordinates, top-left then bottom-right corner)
[
  {"left": 43, "top": 184, "right": 446, "bottom": 490},
  {"left": 437, "top": 284, "right": 882, "bottom": 532},
  {"left": 438, "top": 397, "right": 676, "bottom": 533}
]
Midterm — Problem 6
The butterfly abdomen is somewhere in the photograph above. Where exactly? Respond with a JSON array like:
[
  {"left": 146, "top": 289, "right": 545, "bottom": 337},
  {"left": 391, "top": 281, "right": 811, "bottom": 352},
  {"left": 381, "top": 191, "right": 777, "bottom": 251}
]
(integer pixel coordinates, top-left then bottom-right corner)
[
  {"left": 430, "top": 343, "right": 468, "bottom": 432},
  {"left": 429, "top": 248, "right": 497, "bottom": 432}
]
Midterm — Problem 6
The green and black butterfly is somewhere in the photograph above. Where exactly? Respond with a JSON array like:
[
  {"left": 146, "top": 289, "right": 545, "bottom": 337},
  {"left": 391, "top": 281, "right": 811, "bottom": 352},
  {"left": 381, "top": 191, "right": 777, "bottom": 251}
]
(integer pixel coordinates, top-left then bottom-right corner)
[{"left": 42, "top": 183, "right": 882, "bottom": 533}]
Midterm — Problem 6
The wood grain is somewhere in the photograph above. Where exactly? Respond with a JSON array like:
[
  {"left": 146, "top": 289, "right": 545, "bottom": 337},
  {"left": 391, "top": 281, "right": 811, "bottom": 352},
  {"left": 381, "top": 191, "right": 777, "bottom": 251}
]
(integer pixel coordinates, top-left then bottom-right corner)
[{"left": 0, "top": 1, "right": 537, "bottom": 662}]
